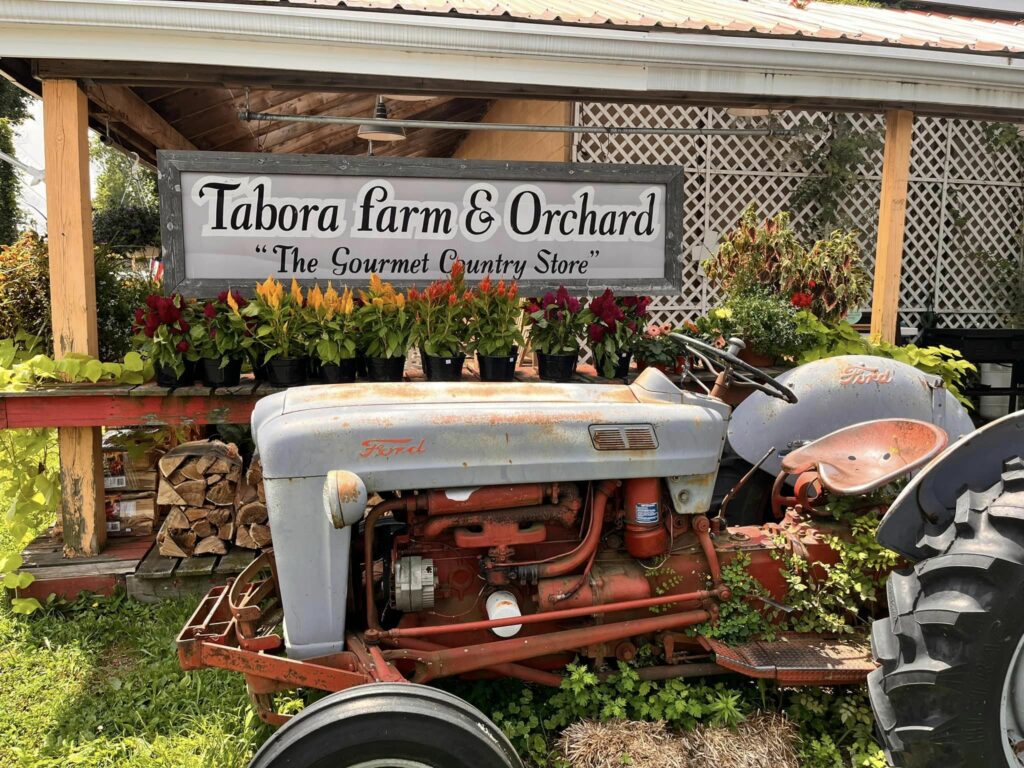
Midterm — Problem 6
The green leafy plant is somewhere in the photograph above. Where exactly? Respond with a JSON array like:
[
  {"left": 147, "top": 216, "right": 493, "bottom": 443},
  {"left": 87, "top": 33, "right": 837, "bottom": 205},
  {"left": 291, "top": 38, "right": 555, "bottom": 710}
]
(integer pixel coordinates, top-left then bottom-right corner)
[
  {"left": 584, "top": 290, "right": 649, "bottom": 377},
  {"left": 795, "top": 310, "right": 977, "bottom": 405},
  {"left": 634, "top": 323, "right": 682, "bottom": 372},
  {"left": 92, "top": 206, "right": 160, "bottom": 254},
  {"left": 468, "top": 276, "right": 524, "bottom": 356},
  {"left": 692, "top": 290, "right": 804, "bottom": 360},
  {"left": 524, "top": 286, "right": 586, "bottom": 355},
  {"left": 409, "top": 260, "right": 472, "bottom": 358},
  {"left": 304, "top": 283, "right": 358, "bottom": 365},
  {"left": 244, "top": 276, "right": 311, "bottom": 363},
  {"left": 355, "top": 274, "right": 414, "bottom": 359},
  {"left": 132, "top": 293, "right": 194, "bottom": 376},
  {"left": 189, "top": 290, "right": 252, "bottom": 368}
]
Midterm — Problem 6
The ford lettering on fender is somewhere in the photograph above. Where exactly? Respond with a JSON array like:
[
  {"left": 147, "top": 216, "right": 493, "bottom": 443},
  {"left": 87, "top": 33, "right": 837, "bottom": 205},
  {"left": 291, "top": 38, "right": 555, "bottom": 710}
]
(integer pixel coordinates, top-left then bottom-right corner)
[{"left": 359, "top": 438, "right": 427, "bottom": 459}]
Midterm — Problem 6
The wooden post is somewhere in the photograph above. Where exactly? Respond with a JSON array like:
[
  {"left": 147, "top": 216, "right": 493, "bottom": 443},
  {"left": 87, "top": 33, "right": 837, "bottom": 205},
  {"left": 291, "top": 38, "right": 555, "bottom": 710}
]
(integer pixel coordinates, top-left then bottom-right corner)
[
  {"left": 42, "top": 79, "right": 105, "bottom": 556},
  {"left": 870, "top": 109, "right": 914, "bottom": 343}
]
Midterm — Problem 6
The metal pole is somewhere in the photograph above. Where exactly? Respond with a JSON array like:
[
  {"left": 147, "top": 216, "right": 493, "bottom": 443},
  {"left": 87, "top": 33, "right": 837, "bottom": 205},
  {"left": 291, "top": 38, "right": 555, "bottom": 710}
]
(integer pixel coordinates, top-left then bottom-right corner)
[{"left": 239, "top": 109, "right": 809, "bottom": 138}]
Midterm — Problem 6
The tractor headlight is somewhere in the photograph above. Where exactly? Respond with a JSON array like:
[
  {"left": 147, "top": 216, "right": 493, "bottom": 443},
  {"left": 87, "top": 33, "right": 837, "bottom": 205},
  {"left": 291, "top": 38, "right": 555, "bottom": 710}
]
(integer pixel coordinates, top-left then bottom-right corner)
[{"left": 324, "top": 470, "right": 368, "bottom": 529}]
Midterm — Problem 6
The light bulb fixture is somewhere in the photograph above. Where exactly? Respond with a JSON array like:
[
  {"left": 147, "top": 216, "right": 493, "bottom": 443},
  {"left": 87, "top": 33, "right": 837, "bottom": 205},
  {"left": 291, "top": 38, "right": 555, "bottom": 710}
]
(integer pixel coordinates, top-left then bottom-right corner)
[{"left": 357, "top": 97, "right": 406, "bottom": 143}]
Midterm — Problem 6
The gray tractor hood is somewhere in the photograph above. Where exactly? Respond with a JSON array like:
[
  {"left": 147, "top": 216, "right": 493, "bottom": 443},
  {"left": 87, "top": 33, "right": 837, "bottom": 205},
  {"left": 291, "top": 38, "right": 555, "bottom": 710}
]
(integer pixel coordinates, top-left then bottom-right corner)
[{"left": 252, "top": 367, "right": 731, "bottom": 498}]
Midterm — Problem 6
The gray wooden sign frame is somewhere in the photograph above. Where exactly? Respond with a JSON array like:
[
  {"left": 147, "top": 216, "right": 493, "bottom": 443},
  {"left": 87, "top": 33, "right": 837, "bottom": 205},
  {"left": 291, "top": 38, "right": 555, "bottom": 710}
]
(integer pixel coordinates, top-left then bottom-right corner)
[{"left": 157, "top": 151, "right": 684, "bottom": 297}]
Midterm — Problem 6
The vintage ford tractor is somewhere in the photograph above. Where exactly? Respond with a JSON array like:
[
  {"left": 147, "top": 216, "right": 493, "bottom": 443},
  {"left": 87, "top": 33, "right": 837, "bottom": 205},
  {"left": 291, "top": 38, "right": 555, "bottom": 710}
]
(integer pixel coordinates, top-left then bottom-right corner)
[{"left": 176, "top": 335, "right": 1015, "bottom": 768}]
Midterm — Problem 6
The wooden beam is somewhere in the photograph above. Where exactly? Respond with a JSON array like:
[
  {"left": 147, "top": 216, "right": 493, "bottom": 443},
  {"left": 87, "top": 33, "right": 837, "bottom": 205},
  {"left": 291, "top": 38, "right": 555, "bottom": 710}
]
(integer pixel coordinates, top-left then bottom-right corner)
[
  {"left": 870, "top": 109, "right": 914, "bottom": 344},
  {"left": 42, "top": 79, "right": 106, "bottom": 557},
  {"left": 85, "top": 84, "right": 196, "bottom": 151}
]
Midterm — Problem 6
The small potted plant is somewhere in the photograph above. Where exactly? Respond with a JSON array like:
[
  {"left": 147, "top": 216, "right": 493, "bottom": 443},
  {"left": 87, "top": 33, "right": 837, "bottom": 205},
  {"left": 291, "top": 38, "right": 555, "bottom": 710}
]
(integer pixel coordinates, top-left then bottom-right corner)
[
  {"left": 410, "top": 260, "right": 472, "bottom": 381},
  {"left": 245, "top": 276, "right": 310, "bottom": 387},
  {"left": 693, "top": 289, "right": 803, "bottom": 365},
  {"left": 306, "top": 283, "right": 358, "bottom": 383},
  {"left": 469, "top": 276, "right": 524, "bottom": 382},
  {"left": 357, "top": 274, "right": 413, "bottom": 382},
  {"left": 190, "top": 290, "right": 250, "bottom": 388},
  {"left": 585, "top": 290, "right": 649, "bottom": 379},
  {"left": 132, "top": 293, "right": 196, "bottom": 386},
  {"left": 525, "top": 286, "right": 586, "bottom": 382},
  {"left": 635, "top": 323, "right": 685, "bottom": 375}
]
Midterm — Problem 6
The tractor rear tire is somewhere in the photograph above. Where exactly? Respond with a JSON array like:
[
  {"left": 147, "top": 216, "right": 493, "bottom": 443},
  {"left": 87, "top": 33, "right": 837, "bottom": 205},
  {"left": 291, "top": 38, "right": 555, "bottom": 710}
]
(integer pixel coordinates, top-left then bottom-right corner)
[
  {"left": 248, "top": 682, "right": 523, "bottom": 768},
  {"left": 869, "top": 457, "right": 1024, "bottom": 767}
]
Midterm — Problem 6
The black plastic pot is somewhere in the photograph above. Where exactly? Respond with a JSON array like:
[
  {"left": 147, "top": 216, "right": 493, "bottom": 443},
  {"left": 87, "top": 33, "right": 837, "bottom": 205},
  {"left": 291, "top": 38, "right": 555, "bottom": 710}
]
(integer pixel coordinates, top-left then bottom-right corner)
[
  {"left": 536, "top": 351, "right": 578, "bottom": 382},
  {"left": 320, "top": 358, "right": 358, "bottom": 383},
  {"left": 266, "top": 356, "right": 308, "bottom": 387},
  {"left": 355, "top": 351, "right": 368, "bottom": 379},
  {"left": 199, "top": 357, "right": 242, "bottom": 388},
  {"left": 595, "top": 350, "right": 633, "bottom": 379},
  {"left": 422, "top": 353, "right": 466, "bottom": 382},
  {"left": 477, "top": 347, "right": 518, "bottom": 382},
  {"left": 307, "top": 357, "right": 323, "bottom": 381},
  {"left": 155, "top": 360, "right": 195, "bottom": 387},
  {"left": 365, "top": 355, "right": 405, "bottom": 382}
]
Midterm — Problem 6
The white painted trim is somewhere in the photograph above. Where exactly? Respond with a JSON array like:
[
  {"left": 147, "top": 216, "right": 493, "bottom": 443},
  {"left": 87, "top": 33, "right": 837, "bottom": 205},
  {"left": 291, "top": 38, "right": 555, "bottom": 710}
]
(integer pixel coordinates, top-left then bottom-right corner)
[{"left": 3, "top": 0, "right": 1024, "bottom": 114}]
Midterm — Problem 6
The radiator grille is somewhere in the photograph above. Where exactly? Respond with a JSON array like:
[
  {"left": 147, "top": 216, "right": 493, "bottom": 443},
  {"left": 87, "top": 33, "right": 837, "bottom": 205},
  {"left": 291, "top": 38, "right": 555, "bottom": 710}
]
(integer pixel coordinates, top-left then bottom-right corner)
[{"left": 589, "top": 424, "right": 658, "bottom": 451}]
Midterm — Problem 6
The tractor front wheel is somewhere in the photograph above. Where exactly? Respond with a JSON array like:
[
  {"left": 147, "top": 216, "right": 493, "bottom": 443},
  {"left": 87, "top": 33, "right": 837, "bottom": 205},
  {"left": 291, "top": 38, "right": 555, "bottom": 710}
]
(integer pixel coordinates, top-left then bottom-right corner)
[
  {"left": 249, "top": 683, "right": 523, "bottom": 768},
  {"left": 870, "top": 457, "right": 1024, "bottom": 767}
]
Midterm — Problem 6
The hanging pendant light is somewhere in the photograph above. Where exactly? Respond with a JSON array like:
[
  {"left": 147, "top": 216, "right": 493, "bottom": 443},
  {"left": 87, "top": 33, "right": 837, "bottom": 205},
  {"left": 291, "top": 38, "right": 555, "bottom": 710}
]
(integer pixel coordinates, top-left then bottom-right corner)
[{"left": 357, "top": 97, "right": 406, "bottom": 143}]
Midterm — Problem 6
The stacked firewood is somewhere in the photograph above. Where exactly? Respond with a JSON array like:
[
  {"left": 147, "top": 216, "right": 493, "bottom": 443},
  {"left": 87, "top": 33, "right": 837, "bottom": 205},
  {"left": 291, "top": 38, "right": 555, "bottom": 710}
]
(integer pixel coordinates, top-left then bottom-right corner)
[
  {"left": 234, "top": 456, "right": 271, "bottom": 550},
  {"left": 156, "top": 441, "right": 242, "bottom": 557}
]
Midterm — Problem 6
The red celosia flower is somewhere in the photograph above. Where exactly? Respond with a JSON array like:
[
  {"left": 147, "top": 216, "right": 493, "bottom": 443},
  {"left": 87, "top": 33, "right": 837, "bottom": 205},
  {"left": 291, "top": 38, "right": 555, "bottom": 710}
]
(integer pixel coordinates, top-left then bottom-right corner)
[
  {"left": 588, "top": 324, "right": 606, "bottom": 343},
  {"left": 204, "top": 302, "right": 216, "bottom": 319},
  {"left": 176, "top": 340, "right": 189, "bottom": 352}
]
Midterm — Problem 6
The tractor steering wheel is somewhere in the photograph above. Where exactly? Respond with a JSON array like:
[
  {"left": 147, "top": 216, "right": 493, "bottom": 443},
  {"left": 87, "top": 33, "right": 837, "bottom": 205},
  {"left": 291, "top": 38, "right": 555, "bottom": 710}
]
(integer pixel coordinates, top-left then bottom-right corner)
[{"left": 668, "top": 333, "right": 798, "bottom": 404}]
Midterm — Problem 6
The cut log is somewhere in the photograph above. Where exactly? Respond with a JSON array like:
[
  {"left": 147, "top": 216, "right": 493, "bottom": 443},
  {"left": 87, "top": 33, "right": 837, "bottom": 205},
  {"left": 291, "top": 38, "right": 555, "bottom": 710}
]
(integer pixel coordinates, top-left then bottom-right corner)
[
  {"left": 194, "top": 454, "right": 216, "bottom": 475},
  {"left": 209, "top": 457, "right": 232, "bottom": 475},
  {"left": 175, "top": 480, "right": 207, "bottom": 506},
  {"left": 206, "top": 481, "right": 235, "bottom": 506},
  {"left": 205, "top": 473, "right": 222, "bottom": 486},
  {"left": 217, "top": 522, "right": 235, "bottom": 540},
  {"left": 194, "top": 535, "right": 227, "bottom": 556},
  {"left": 180, "top": 461, "right": 205, "bottom": 481},
  {"left": 235, "top": 524, "right": 258, "bottom": 550},
  {"left": 158, "top": 452, "right": 188, "bottom": 477},
  {"left": 257, "top": 483, "right": 266, "bottom": 504},
  {"left": 237, "top": 501, "right": 268, "bottom": 526},
  {"left": 167, "top": 468, "right": 189, "bottom": 486},
  {"left": 165, "top": 507, "right": 190, "bottom": 531},
  {"left": 191, "top": 519, "right": 213, "bottom": 538},
  {"left": 246, "top": 458, "right": 263, "bottom": 487},
  {"left": 157, "top": 482, "right": 188, "bottom": 506},
  {"left": 226, "top": 464, "right": 242, "bottom": 484},
  {"left": 185, "top": 507, "right": 209, "bottom": 522},
  {"left": 179, "top": 530, "right": 197, "bottom": 554},
  {"left": 208, "top": 508, "right": 232, "bottom": 526},
  {"left": 250, "top": 523, "right": 272, "bottom": 547},
  {"left": 157, "top": 531, "right": 188, "bottom": 558}
]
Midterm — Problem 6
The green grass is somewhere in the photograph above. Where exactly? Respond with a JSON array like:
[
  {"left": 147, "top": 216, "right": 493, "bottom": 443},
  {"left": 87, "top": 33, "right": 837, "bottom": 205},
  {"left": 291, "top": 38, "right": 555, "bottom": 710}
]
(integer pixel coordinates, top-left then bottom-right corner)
[{"left": 0, "top": 593, "right": 272, "bottom": 768}]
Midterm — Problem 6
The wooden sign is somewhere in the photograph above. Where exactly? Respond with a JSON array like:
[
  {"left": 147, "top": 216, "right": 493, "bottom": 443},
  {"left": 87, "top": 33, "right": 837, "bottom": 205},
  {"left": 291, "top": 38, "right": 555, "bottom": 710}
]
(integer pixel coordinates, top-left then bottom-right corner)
[{"left": 158, "top": 152, "right": 684, "bottom": 295}]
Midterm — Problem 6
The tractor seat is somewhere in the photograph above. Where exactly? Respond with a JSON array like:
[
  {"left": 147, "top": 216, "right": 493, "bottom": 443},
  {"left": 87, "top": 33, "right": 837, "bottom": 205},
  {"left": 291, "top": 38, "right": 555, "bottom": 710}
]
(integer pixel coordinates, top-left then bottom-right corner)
[{"left": 781, "top": 419, "right": 948, "bottom": 497}]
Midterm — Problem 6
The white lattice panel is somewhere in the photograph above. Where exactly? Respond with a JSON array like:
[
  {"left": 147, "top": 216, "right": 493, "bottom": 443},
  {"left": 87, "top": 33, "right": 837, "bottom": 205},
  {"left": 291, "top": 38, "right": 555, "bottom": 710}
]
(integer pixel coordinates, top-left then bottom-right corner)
[{"left": 573, "top": 102, "right": 1024, "bottom": 331}]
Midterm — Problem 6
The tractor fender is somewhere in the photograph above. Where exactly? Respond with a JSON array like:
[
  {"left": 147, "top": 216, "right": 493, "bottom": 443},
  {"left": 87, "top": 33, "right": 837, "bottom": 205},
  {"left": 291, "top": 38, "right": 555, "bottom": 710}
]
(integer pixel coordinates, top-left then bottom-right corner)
[{"left": 876, "top": 410, "right": 1024, "bottom": 561}]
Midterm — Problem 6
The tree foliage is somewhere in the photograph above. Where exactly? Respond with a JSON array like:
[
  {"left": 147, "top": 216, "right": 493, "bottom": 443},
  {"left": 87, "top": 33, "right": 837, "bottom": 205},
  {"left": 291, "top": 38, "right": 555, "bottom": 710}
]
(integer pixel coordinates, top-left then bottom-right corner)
[{"left": 0, "top": 80, "right": 32, "bottom": 247}]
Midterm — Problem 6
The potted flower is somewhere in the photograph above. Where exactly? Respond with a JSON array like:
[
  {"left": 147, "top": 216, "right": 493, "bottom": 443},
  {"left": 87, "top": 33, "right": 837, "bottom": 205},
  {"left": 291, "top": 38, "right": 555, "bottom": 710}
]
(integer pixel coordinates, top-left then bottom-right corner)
[
  {"left": 525, "top": 286, "right": 586, "bottom": 381},
  {"left": 693, "top": 290, "right": 804, "bottom": 365},
  {"left": 409, "top": 260, "right": 472, "bottom": 381},
  {"left": 357, "top": 274, "right": 413, "bottom": 382},
  {"left": 244, "top": 276, "right": 310, "bottom": 387},
  {"left": 189, "top": 290, "right": 250, "bottom": 387},
  {"left": 306, "top": 283, "right": 358, "bottom": 383},
  {"left": 635, "top": 323, "right": 685, "bottom": 375},
  {"left": 585, "top": 290, "right": 649, "bottom": 379},
  {"left": 132, "top": 293, "right": 196, "bottom": 386},
  {"left": 469, "top": 276, "right": 524, "bottom": 382}
]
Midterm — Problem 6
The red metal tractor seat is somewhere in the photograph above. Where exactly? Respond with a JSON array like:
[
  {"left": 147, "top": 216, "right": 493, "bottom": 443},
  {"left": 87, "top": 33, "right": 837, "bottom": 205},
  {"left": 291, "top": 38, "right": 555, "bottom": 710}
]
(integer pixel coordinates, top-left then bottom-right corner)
[{"left": 782, "top": 418, "right": 949, "bottom": 497}]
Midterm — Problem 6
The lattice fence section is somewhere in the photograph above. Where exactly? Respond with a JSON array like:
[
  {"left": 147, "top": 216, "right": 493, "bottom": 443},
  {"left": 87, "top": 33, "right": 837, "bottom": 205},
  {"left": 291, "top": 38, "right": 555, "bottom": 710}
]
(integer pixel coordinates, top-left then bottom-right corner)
[{"left": 573, "top": 103, "right": 1024, "bottom": 330}]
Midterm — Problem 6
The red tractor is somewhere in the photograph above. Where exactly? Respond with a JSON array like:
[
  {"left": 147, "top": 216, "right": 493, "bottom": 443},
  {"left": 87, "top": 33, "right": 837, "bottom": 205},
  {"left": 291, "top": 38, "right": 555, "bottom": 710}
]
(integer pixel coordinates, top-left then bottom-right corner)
[{"left": 177, "top": 336, "right": 1010, "bottom": 768}]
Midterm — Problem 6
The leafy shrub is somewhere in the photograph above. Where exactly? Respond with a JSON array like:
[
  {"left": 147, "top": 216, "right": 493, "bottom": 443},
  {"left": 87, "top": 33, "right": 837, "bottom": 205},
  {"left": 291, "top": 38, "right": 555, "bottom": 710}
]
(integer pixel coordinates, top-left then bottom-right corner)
[
  {"left": 0, "top": 232, "right": 153, "bottom": 361},
  {"left": 691, "top": 290, "right": 804, "bottom": 360},
  {"left": 92, "top": 205, "right": 160, "bottom": 253}
]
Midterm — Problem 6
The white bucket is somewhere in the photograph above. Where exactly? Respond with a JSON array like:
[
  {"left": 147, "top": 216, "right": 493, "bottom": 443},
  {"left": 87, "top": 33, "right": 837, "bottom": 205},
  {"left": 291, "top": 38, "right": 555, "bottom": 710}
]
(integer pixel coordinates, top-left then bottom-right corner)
[{"left": 979, "top": 363, "right": 1013, "bottom": 420}]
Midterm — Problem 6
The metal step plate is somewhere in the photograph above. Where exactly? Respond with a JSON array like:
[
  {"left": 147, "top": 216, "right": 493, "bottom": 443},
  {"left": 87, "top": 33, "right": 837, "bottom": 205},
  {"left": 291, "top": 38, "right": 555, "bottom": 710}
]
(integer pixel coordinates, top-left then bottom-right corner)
[{"left": 705, "top": 632, "right": 876, "bottom": 685}]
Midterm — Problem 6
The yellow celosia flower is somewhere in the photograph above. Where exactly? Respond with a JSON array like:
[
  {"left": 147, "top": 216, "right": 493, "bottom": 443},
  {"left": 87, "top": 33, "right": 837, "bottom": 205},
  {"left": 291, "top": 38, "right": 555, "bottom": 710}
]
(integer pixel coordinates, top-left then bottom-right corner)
[
  {"left": 340, "top": 288, "right": 354, "bottom": 315},
  {"left": 358, "top": 289, "right": 370, "bottom": 305},
  {"left": 256, "top": 276, "right": 282, "bottom": 309},
  {"left": 323, "top": 282, "right": 339, "bottom": 307},
  {"left": 290, "top": 278, "right": 304, "bottom": 306},
  {"left": 226, "top": 290, "right": 240, "bottom": 315},
  {"left": 372, "top": 297, "right": 385, "bottom": 308},
  {"left": 369, "top": 273, "right": 384, "bottom": 295},
  {"left": 394, "top": 292, "right": 405, "bottom": 309},
  {"left": 307, "top": 284, "right": 324, "bottom": 311}
]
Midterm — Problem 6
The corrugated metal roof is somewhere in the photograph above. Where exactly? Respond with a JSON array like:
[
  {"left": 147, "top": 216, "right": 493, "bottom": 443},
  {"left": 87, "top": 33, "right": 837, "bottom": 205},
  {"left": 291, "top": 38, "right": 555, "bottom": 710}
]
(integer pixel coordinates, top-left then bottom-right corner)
[{"left": 247, "top": 0, "right": 1024, "bottom": 54}]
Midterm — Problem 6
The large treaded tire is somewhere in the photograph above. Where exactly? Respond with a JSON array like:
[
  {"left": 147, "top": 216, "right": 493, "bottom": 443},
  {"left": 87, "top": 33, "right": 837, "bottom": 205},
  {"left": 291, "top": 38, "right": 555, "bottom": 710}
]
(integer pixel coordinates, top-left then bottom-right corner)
[
  {"left": 869, "top": 457, "right": 1024, "bottom": 767},
  {"left": 249, "top": 683, "right": 523, "bottom": 768}
]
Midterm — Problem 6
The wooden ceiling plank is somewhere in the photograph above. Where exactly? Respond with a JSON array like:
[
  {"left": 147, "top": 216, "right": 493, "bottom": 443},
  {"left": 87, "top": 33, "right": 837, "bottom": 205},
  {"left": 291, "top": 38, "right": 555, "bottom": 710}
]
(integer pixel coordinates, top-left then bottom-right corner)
[{"left": 85, "top": 84, "right": 196, "bottom": 152}]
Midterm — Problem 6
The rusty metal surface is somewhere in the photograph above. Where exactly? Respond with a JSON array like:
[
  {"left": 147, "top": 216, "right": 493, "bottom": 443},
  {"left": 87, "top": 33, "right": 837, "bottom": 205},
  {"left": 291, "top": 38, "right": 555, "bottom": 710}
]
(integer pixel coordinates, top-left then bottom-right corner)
[
  {"left": 218, "top": 0, "right": 1024, "bottom": 54},
  {"left": 782, "top": 418, "right": 948, "bottom": 496},
  {"left": 705, "top": 632, "right": 876, "bottom": 685}
]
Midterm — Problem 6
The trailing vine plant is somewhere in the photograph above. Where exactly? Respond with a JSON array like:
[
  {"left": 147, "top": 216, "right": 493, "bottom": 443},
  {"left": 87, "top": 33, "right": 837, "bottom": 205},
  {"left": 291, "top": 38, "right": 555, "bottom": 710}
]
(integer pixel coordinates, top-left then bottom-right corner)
[{"left": 789, "top": 114, "right": 882, "bottom": 240}]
